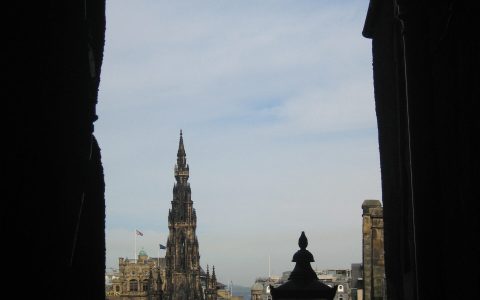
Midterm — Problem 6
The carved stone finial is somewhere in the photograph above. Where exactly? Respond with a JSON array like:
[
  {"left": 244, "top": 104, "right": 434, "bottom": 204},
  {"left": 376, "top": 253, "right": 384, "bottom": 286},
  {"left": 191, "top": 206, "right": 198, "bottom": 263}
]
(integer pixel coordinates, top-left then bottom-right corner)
[
  {"left": 290, "top": 232, "right": 316, "bottom": 281},
  {"left": 299, "top": 231, "right": 308, "bottom": 250},
  {"left": 270, "top": 232, "right": 337, "bottom": 300}
]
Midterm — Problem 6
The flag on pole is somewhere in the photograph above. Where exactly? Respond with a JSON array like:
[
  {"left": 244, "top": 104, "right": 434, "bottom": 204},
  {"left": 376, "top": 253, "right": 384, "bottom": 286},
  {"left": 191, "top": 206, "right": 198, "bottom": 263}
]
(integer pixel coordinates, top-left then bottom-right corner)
[
  {"left": 136, "top": 229, "right": 143, "bottom": 236},
  {"left": 159, "top": 244, "right": 166, "bottom": 250}
]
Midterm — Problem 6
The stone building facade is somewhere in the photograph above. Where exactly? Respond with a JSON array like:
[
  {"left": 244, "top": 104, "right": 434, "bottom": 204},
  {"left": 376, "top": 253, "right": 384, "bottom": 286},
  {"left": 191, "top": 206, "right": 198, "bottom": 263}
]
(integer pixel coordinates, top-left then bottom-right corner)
[
  {"left": 361, "top": 200, "right": 384, "bottom": 300},
  {"left": 107, "top": 250, "right": 165, "bottom": 300},
  {"left": 164, "top": 131, "right": 206, "bottom": 300},
  {"left": 250, "top": 277, "right": 280, "bottom": 300}
]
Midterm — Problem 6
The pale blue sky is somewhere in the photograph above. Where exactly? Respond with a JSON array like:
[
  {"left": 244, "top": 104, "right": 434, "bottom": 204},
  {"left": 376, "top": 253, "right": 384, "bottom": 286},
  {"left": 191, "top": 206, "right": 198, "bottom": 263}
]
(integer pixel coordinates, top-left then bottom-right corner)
[{"left": 97, "top": 0, "right": 381, "bottom": 287}]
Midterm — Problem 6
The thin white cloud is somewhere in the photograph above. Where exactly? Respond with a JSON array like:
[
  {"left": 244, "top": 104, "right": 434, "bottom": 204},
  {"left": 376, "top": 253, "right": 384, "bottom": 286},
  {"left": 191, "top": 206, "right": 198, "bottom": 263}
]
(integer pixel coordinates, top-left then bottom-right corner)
[{"left": 269, "top": 81, "right": 376, "bottom": 134}]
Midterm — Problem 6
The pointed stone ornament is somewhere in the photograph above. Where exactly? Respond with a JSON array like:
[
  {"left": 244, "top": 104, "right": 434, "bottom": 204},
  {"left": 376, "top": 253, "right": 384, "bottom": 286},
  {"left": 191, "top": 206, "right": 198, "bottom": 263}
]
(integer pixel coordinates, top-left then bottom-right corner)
[
  {"left": 177, "top": 129, "right": 186, "bottom": 160},
  {"left": 175, "top": 130, "right": 189, "bottom": 183},
  {"left": 270, "top": 232, "right": 337, "bottom": 300}
]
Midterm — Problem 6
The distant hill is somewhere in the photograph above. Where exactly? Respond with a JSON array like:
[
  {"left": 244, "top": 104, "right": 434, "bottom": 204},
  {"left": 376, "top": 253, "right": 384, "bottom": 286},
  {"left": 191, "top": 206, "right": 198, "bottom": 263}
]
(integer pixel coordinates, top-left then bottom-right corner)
[{"left": 231, "top": 285, "right": 251, "bottom": 300}]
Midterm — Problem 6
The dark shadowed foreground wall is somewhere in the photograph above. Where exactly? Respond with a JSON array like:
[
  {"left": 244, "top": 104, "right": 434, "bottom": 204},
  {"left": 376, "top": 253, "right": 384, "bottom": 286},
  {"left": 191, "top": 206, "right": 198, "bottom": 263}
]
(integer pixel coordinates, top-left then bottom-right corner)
[
  {"left": 363, "top": 0, "right": 479, "bottom": 299},
  {"left": 5, "top": 1, "right": 106, "bottom": 299}
]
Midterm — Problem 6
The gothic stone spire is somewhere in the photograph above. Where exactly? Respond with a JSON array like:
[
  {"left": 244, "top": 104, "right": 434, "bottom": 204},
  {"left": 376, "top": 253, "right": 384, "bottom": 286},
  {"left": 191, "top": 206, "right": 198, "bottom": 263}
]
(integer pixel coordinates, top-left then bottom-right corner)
[{"left": 165, "top": 131, "right": 203, "bottom": 300}]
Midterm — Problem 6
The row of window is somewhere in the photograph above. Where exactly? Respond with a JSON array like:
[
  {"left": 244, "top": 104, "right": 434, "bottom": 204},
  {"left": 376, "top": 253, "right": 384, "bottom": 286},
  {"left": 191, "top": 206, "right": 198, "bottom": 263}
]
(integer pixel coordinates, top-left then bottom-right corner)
[
  {"left": 130, "top": 279, "right": 149, "bottom": 292},
  {"left": 113, "top": 280, "right": 150, "bottom": 292}
]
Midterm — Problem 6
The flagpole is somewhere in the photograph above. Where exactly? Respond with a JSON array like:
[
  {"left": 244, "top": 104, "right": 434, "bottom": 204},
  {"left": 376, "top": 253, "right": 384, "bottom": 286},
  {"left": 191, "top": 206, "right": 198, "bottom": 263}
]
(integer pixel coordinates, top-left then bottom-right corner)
[
  {"left": 268, "top": 255, "right": 271, "bottom": 279},
  {"left": 134, "top": 230, "right": 137, "bottom": 263}
]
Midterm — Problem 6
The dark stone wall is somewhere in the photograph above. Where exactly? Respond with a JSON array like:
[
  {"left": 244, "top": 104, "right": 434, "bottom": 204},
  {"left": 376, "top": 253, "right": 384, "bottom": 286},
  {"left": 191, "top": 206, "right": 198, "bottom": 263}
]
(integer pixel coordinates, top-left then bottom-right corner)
[
  {"left": 5, "top": 1, "right": 106, "bottom": 299},
  {"left": 363, "top": 0, "right": 479, "bottom": 299},
  {"left": 362, "top": 200, "right": 385, "bottom": 300}
]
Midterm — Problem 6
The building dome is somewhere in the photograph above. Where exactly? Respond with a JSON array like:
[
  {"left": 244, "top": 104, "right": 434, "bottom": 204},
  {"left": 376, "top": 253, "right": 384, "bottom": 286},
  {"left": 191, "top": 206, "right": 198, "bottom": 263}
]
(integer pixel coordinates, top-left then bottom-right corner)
[
  {"left": 251, "top": 282, "right": 264, "bottom": 291},
  {"left": 138, "top": 249, "right": 147, "bottom": 257}
]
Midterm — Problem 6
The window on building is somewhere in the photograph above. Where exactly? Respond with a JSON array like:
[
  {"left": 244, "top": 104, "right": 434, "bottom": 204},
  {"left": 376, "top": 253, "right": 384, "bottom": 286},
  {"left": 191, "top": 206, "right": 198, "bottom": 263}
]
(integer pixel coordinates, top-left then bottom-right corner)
[
  {"left": 115, "top": 285, "right": 120, "bottom": 292},
  {"left": 130, "top": 279, "right": 138, "bottom": 291},
  {"left": 142, "top": 279, "right": 149, "bottom": 291}
]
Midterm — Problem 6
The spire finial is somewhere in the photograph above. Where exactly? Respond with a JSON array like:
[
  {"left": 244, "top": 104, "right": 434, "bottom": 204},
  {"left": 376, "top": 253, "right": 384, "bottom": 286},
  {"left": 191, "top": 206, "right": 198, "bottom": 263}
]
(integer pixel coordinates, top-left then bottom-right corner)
[
  {"left": 174, "top": 130, "right": 189, "bottom": 182},
  {"left": 288, "top": 231, "right": 316, "bottom": 282},
  {"left": 177, "top": 130, "right": 186, "bottom": 158},
  {"left": 299, "top": 231, "right": 308, "bottom": 250},
  {"left": 212, "top": 265, "right": 217, "bottom": 281},
  {"left": 206, "top": 265, "right": 210, "bottom": 282}
]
